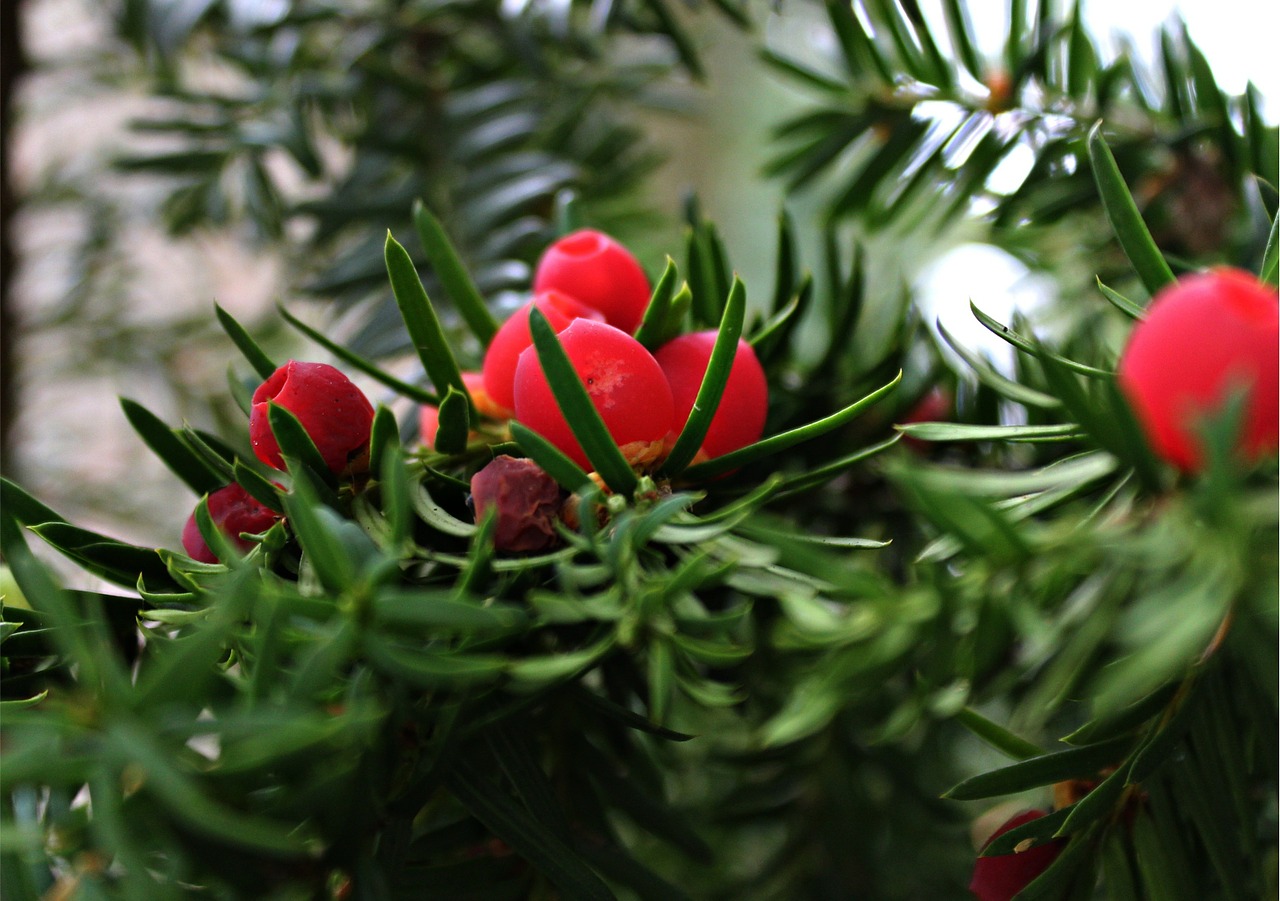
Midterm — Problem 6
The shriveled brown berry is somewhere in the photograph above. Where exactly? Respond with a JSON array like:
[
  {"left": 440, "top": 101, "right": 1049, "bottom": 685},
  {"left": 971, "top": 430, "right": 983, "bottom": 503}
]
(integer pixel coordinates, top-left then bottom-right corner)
[{"left": 470, "top": 455, "right": 564, "bottom": 552}]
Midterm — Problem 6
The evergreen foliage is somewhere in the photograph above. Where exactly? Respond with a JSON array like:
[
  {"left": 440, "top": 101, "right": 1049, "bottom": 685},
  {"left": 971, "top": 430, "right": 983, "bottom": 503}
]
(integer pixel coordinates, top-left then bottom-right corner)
[
  {"left": 3, "top": 2, "right": 1277, "bottom": 899},
  {"left": 107, "top": 0, "right": 744, "bottom": 358},
  {"left": 766, "top": 1, "right": 1276, "bottom": 264}
]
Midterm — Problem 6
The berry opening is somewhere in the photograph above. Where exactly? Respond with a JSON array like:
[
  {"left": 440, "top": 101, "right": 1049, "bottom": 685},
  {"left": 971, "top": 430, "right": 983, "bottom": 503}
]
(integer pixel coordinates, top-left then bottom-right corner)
[
  {"left": 533, "top": 230, "right": 651, "bottom": 335},
  {"left": 553, "top": 231, "right": 607, "bottom": 257},
  {"left": 249, "top": 361, "right": 375, "bottom": 474}
]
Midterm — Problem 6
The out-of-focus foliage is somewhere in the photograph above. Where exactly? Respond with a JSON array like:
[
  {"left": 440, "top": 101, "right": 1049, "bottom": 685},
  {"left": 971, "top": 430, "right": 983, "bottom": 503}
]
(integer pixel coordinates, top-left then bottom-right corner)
[
  {"left": 109, "top": 0, "right": 749, "bottom": 358},
  {"left": 6, "top": 158, "right": 1278, "bottom": 896},
  {"left": 3, "top": 2, "right": 1277, "bottom": 899},
  {"left": 764, "top": 1, "right": 1277, "bottom": 275}
]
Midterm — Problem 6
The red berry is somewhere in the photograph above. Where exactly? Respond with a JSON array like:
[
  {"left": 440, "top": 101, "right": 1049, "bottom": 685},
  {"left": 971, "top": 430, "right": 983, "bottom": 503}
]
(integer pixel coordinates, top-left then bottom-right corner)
[
  {"left": 1117, "top": 268, "right": 1278, "bottom": 472},
  {"left": 513, "top": 318, "right": 674, "bottom": 471},
  {"left": 969, "top": 810, "right": 1064, "bottom": 901},
  {"left": 470, "top": 455, "right": 563, "bottom": 552},
  {"left": 250, "top": 361, "right": 375, "bottom": 474},
  {"left": 533, "top": 230, "right": 651, "bottom": 335},
  {"left": 654, "top": 330, "right": 768, "bottom": 461},
  {"left": 899, "top": 387, "right": 953, "bottom": 452},
  {"left": 901, "top": 387, "right": 952, "bottom": 426},
  {"left": 182, "top": 483, "right": 281, "bottom": 563},
  {"left": 420, "top": 405, "right": 439, "bottom": 450},
  {"left": 482, "top": 290, "right": 604, "bottom": 412}
]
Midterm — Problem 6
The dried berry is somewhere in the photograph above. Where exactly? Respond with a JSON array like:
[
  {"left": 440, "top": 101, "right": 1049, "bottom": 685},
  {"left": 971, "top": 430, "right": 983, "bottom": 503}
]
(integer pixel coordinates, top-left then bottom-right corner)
[
  {"left": 470, "top": 455, "right": 563, "bottom": 552},
  {"left": 482, "top": 290, "right": 604, "bottom": 412},
  {"left": 533, "top": 229, "right": 651, "bottom": 335},
  {"left": 655, "top": 330, "right": 768, "bottom": 462},
  {"left": 250, "top": 361, "right": 375, "bottom": 475},
  {"left": 182, "top": 483, "right": 281, "bottom": 564},
  {"left": 1117, "top": 268, "right": 1278, "bottom": 472},
  {"left": 512, "top": 318, "right": 674, "bottom": 471},
  {"left": 969, "top": 809, "right": 1064, "bottom": 901}
]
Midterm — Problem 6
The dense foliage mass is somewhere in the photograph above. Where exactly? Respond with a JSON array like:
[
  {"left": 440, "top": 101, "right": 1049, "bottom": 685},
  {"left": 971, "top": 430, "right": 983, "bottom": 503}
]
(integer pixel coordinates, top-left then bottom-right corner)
[{"left": 2, "top": 2, "right": 1277, "bottom": 899}]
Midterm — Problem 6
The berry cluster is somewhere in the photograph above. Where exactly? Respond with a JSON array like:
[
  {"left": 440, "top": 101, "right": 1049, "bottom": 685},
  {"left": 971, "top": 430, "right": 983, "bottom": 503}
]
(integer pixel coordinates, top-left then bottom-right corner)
[
  {"left": 476, "top": 230, "right": 768, "bottom": 544},
  {"left": 181, "top": 259, "right": 1279, "bottom": 565},
  {"left": 426, "top": 229, "right": 769, "bottom": 470},
  {"left": 183, "top": 229, "right": 771, "bottom": 562},
  {"left": 429, "top": 229, "right": 769, "bottom": 550}
]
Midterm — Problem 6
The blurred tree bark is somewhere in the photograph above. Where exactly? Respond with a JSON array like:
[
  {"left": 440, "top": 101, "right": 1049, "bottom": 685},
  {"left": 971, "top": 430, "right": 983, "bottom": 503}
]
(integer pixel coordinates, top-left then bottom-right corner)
[{"left": 1, "top": 0, "right": 26, "bottom": 475}]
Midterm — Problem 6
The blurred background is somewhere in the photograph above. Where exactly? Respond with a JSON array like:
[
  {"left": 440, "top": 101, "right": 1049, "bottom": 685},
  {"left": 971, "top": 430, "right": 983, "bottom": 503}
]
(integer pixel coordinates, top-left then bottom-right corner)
[{"left": 3, "top": 0, "right": 1276, "bottom": 557}]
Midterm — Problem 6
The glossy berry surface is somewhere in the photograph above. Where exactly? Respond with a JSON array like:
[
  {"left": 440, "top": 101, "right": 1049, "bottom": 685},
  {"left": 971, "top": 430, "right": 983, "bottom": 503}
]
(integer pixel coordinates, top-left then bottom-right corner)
[
  {"left": 655, "top": 330, "right": 768, "bottom": 461},
  {"left": 1117, "top": 268, "right": 1278, "bottom": 472},
  {"left": 482, "top": 290, "right": 604, "bottom": 412},
  {"left": 250, "top": 361, "right": 375, "bottom": 474},
  {"left": 182, "top": 483, "right": 281, "bottom": 564},
  {"left": 532, "top": 229, "right": 651, "bottom": 335},
  {"left": 470, "top": 455, "right": 564, "bottom": 552},
  {"left": 969, "top": 809, "right": 1064, "bottom": 901},
  {"left": 513, "top": 318, "right": 674, "bottom": 471}
]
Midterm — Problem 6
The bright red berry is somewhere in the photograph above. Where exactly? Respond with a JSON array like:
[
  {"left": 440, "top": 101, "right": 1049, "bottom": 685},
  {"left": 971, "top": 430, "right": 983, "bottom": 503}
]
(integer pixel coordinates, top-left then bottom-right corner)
[
  {"left": 1117, "top": 268, "right": 1278, "bottom": 472},
  {"left": 250, "top": 361, "right": 375, "bottom": 474},
  {"left": 533, "top": 229, "right": 651, "bottom": 335},
  {"left": 654, "top": 330, "right": 768, "bottom": 461},
  {"left": 482, "top": 290, "right": 604, "bottom": 412},
  {"left": 513, "top": 318, "right": 674, "bottom": 471},
  {"left": 182, "top": 483, "right": 281, "bottom": 563},
  {"left": 470, "top": 455, "right": 564, "bottom": 552},
  {"left": 969, "top": 809, "right": 1064, "bottom": 901}
]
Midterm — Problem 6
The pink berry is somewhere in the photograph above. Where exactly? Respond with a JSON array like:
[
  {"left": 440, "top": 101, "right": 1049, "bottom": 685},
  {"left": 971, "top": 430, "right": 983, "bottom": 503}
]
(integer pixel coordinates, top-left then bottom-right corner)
[
  {"left": 182, "top": 483, "right": 281, "bottom": 563},
  {"left": 250, "top": 361, "right": 375, "bottom": 475},
  {"left": 513, "top": 318, "right": 674, "bottom": 471},
  {"left": 969, "top": 810, "right": 1064, "bottom": 901},
  {"left": 482, "top": 290, "right": 604, "bottom": 412},
  {"left": 419, "top": 407, "right": 440, "bottom": 450},
  {"left": 470, "top": 455, "right": 563, "bottom": 552},
  {"left": 1117, "top": 268, "right": 1278, "bottom": 472},
  {"left": 533, "top": 230, "right": 651, "bottom": 335},
  {"left": 654, "top": 330, "right": 768, "bottom": 461}
]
